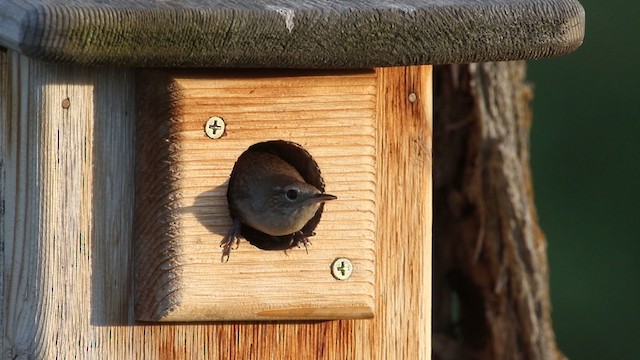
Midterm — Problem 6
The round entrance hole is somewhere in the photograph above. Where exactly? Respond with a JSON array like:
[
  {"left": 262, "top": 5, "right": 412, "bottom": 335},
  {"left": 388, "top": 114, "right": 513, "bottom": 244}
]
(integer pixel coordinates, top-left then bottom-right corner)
[{"left": 227, "top": 140, "right": 330, "bottom": 251}]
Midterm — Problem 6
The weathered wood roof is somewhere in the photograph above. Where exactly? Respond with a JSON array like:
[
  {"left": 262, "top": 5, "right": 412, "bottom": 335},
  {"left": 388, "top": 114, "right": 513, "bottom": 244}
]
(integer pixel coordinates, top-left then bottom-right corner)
[{"left": 0, "top": 0, "right": 584, "bottom": 67}]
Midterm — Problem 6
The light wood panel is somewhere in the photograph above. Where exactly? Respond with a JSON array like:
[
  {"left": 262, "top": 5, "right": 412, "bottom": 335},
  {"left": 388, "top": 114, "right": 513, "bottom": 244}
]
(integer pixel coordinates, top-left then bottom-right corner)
[
  {"left": 0, "top": 50, "right": 138, "bottom": 358},
  {"left": 135, "top": 69, "right": 377, "bottom": 321},
  {"left": 0, "top": 50, "right": 431, "bottom": 358},
  {"left": 374, "top": 66, "right": 432, "bottom": 359}
]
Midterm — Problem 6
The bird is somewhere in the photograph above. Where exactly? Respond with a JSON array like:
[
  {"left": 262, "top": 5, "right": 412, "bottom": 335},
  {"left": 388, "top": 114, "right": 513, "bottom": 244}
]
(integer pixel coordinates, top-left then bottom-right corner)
[{"left": 220, "top": 149, "right": 336, "bottom": 261}]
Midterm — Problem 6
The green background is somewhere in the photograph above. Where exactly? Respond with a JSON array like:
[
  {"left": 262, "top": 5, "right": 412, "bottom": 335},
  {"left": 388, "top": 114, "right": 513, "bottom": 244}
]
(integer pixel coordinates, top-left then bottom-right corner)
[{"left": 528, "top": 0, "right": 639, "bottom": 358}]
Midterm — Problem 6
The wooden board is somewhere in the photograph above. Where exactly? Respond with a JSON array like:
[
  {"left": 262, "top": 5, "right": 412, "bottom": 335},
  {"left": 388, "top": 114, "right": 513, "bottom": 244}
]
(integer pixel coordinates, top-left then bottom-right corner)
[
  {"left": 0, "top": 50, "right": 431, "bottom": 358},
  {"left": 375, "top": 66, "right": 432, "bottom": 359},
  {"left": 135, "top": 69, "right": 377, "bottom": 321}
]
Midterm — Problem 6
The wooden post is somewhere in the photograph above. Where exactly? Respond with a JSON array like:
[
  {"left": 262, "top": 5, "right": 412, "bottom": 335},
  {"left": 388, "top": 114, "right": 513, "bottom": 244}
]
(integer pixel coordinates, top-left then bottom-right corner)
[{"left": 432, "top": 63, "right": 564, "bottom": 359}]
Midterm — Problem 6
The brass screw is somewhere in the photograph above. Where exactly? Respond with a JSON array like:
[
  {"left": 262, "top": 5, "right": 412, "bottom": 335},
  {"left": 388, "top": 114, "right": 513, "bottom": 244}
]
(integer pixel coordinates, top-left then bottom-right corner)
[
  {"left": 331, "top": 258, "right": 353, "bottom": 280},
  {"left": 205, "top": 116, "right": 226, "bottom": 139}
]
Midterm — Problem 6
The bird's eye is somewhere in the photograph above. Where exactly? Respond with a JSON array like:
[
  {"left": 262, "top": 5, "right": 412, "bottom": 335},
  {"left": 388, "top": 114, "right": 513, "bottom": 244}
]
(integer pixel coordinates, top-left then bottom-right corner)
[{"left": 285, "top": 189, "right": 298, "bottom": 201}]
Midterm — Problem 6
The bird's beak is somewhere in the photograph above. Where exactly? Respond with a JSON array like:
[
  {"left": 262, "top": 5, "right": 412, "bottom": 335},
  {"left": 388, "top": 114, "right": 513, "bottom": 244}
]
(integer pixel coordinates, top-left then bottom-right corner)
[{"left": 311, "top": 193, "right": 337, "bottom": 203}]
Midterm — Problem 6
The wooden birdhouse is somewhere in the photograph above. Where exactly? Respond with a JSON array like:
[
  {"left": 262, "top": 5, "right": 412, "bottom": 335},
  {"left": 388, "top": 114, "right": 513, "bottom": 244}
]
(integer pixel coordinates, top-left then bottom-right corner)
[{"left": 0, "top": 0, "right": 584, "bottom": 358}]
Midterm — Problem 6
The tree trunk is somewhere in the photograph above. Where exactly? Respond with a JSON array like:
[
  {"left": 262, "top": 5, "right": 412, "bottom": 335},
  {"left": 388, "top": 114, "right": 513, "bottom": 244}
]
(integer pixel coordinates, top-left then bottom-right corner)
[{"left": 432, "top": 62, "right": 564, "bottom": 360}]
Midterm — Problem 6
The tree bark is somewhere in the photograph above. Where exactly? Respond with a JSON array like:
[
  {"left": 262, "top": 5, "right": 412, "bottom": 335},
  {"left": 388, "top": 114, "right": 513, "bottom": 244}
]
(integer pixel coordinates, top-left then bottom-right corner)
[{"left": 432, "top": 62, "right": 564, "bottom": 360}]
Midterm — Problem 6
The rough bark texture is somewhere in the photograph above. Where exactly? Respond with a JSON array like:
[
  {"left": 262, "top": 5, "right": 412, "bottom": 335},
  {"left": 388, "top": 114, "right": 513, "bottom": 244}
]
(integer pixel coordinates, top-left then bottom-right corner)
[{"left": 432, "top": 62, "right": 564, "bottom": 360}]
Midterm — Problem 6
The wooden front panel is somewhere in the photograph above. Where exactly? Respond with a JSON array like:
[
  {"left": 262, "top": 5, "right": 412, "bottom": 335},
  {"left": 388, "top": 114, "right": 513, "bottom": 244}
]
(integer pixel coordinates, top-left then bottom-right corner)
[
  {"left": 135, "top": 69, "right": 377, "bottom": 321},
  {"left": 0, "top": 50, "right": 431, "bottom": 359}
]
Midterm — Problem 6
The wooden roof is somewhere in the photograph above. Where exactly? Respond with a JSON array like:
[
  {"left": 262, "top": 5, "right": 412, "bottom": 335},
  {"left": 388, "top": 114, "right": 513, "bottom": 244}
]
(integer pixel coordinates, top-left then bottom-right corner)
[{"left": 0, "top": 0, "right": 585, "bottom": 67}]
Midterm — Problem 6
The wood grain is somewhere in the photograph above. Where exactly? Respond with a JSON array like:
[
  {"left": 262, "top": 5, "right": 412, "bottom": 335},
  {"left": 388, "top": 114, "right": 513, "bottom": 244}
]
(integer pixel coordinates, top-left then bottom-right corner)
[
  {"left": 0, "top": 0, "right": 584, "bottom": 67},
  {"left": 0, "top": 50, "right": 138, "bottom": 358},
  {"left": 0, "top": 50, "right": 432, "bottom": 358},
  {"left": 374, "top": 66, "right": 432, "bottom": 359},
  {"left": 135, "top": 69, "right": 377, "bottom": 322}
]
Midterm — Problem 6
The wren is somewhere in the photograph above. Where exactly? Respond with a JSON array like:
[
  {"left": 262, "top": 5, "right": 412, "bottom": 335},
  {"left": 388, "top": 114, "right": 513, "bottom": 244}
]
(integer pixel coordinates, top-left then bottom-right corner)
[{"left": 221, "top": 149, "right": 336, "bottom": 261}]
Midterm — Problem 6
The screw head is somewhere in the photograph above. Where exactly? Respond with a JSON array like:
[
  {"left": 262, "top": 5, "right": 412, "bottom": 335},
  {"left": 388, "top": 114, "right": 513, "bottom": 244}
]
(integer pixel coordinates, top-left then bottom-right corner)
[
  {"left": 205, "top": 116, "right": 226, "bottom": 139},
  {"left": 331, "top": 258, "right": 353, "bottom": 280}
]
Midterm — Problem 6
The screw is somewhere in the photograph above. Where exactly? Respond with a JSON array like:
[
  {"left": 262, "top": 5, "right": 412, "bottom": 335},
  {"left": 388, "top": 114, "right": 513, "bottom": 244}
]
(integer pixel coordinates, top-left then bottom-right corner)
[
  {"left": 408, "top": 92, "right": 417, "bottom": 103},
  {"left": 62, "top": 98, "right": 71, "bottom": 109},
  {"left": 331, "top": 258, "right": 353, "bottom": 280},
  {"left": 205, "top": 116, "right": 226, "bottom": 139}
]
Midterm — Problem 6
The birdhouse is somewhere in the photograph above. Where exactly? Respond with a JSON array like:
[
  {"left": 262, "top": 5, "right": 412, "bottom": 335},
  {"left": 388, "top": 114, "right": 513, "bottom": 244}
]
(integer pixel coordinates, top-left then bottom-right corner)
[{"left": 0, "top": 0, "right": 584, "bottom": 358}]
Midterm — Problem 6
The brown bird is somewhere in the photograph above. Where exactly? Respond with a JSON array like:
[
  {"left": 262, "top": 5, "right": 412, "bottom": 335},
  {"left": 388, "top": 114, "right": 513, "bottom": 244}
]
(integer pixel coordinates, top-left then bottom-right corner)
[{"left": 221, "top": 150, "right": 336, "bottom": 261}]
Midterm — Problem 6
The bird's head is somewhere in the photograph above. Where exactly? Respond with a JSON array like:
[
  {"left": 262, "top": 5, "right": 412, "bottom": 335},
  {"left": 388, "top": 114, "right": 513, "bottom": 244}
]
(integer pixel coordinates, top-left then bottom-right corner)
[{"left": 265, "top": 181, "right": 336, "bottom": 236}]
